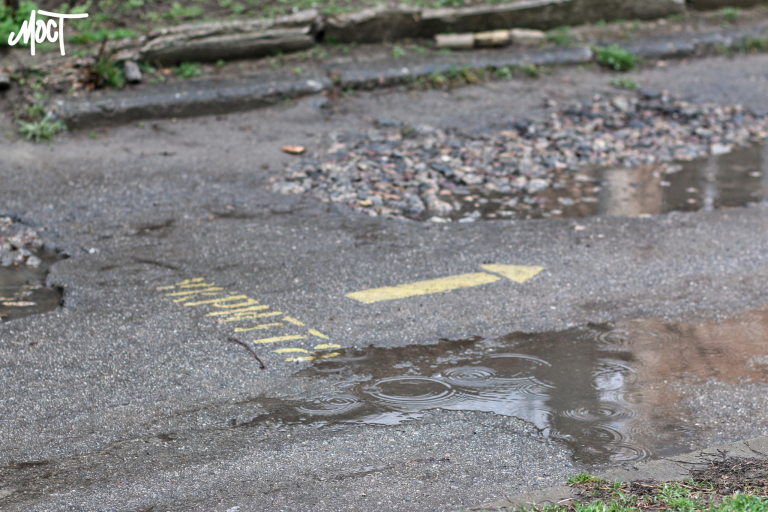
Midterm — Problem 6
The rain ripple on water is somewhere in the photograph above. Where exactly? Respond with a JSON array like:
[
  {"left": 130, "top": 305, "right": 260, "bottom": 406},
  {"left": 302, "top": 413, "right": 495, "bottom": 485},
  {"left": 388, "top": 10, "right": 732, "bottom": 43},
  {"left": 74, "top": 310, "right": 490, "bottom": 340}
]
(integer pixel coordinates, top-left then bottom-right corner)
[{"left": 277, "top": 308, "right": 768, "bottom": 465}]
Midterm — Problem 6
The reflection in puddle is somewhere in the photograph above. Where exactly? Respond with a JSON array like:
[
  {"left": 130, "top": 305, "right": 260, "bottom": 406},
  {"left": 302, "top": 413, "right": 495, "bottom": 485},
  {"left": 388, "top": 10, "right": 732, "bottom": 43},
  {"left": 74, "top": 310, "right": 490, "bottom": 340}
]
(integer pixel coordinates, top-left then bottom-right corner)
[
  {"left": 452, "top": 144, "right": 768, "bottom": 220},
  {"left": 257, "top": 308, "right": 768, "bottom": 465},
  {"left": 0, "top": 252, "right": 62, "bottom": 322}
]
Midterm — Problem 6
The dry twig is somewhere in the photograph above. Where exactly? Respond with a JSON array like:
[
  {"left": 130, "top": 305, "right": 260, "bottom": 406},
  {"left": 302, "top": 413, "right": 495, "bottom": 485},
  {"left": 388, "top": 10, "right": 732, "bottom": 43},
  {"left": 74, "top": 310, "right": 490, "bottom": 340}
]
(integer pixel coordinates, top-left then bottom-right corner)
[{"left": 227, "top": 337, "right": 266, "bottom": 368}]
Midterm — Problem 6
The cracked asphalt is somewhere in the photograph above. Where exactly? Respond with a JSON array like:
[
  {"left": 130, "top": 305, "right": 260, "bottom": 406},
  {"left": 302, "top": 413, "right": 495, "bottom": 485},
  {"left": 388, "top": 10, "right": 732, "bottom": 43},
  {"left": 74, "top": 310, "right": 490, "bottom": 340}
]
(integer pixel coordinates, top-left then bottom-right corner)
[{"left": 1, "top": 53, "right": 768, "bottom": 511}]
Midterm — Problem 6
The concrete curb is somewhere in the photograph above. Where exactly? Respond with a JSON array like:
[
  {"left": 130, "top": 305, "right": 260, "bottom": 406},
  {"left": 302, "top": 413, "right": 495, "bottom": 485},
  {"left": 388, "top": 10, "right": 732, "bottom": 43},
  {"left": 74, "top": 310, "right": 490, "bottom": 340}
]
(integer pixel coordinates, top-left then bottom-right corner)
[
  {"left": 324, "top": 0, "right": 687, "bottom": 44},
  {"left": 326, "top": 46, "right": 593, "bottom": 89},
  {"left": 462, "top": 435, "right": 768, "bottom": 512},
  {"left": 51, "top": 73, "right": 329, "bottom": 130},
  {"left": 49, "top": 22, "right": 768, "bottom": 129}
]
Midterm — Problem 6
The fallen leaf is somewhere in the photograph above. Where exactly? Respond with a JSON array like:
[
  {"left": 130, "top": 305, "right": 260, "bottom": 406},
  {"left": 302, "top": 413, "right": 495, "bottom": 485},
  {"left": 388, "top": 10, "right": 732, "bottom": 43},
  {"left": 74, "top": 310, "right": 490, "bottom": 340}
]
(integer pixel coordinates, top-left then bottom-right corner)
[{"left": 281, "top": 145, "right": 306, "bottom": 155}]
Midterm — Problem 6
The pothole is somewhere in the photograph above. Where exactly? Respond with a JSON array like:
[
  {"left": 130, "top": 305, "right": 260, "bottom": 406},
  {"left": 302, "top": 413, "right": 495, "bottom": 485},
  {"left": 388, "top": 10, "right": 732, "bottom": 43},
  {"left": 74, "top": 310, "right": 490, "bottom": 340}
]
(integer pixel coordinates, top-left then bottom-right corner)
[
  {"left": 244, "top": 307, "right": 768, "bottom": 465},
  {"left": 273, "top": 93, "right": 768, "bottom": 221},
  {"left": 0, "top": 217, "right": 63, "bottom": 323}
]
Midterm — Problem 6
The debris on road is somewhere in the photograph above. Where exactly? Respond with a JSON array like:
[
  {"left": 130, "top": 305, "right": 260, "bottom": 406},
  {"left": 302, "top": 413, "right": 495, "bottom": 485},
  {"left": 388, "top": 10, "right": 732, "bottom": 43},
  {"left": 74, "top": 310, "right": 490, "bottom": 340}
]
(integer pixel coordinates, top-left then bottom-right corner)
[
  {"left": 0, "top": 217, "right": 44, "bottom": 267},
  {"left": 123, "top": 61, "right": 143, "bottom": 84},
  {"left": 435, "top": 28, "right": 546, "bottom": 49},
  {"left": 510, "top": 28, "right": 547, "bottom": 46},
  {"left": 273, "top": 93, "right": 768, "bottom": 221},
  {"left": 435, "top": 32, "right": 476, "bottom": 49},
  {"left": 227, "top": 337, "right": 267, "bottom": 369},
  {"left": 281, "top": 145, "right": 307, "bottom": 155}
]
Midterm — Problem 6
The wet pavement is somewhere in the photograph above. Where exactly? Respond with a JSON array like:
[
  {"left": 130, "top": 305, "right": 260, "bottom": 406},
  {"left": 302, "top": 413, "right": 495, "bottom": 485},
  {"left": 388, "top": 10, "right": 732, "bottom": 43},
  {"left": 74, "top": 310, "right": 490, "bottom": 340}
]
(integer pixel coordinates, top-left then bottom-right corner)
[
  {"left": 1, "top": 53, "right": 768, "bottom": 510},
  {"left": 448, "top": 143, "right": 768, "bottom": 220},
  {"left": 0, "top": 252, "right": 62, "bottom": 323},
  {"left": 216, "top": 306, "right": 768, "bottom": 466}
]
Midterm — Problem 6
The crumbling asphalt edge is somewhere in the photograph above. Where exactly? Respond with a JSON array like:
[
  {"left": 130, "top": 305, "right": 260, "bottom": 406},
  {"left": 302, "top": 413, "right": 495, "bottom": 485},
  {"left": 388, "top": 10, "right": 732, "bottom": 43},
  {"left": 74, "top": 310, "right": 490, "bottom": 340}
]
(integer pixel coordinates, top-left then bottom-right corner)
[{"left": 461, "top": 435, "right": 768, "bottom": 512}]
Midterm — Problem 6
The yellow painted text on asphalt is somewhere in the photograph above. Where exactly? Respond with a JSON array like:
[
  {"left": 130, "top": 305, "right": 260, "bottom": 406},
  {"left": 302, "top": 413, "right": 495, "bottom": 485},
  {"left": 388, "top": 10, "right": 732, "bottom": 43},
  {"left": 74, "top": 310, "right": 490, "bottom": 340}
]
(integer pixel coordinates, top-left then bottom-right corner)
[{"left": 157, "top": 278, "right": 335, "bottom": 362}]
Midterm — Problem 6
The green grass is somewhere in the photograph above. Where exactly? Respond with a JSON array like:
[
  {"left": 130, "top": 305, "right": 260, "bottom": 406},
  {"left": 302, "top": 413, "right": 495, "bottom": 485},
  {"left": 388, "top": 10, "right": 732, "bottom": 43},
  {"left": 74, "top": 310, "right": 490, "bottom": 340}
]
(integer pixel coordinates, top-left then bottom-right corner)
[
  {"left": 495, "top": 65, "right": 512, "bottom": 79},
  {"left": 15, "top": 97, "right": 65, "bottom": 143},
  {"left": 82, "top": 46, "right": 125, "bottom": 89},
  {"left": 542, "top": 462, "right": 768, "bottom": 512},
  {"left": 0, "top": 1, "right": 37, "bottom": 48},
  {"left": 17, "top": 115, "right": 65, "bottom": 142},
  {"left": 310, "top": 46, "right": 330, "bottom": 58},
  {"left": 740, "top": 37, "right": 768, "bottom": 54},
  {"left": 174, "top": 62, "right": 202, "bottom": 78},
  {"left": 713, "top": 7, "right": 740, "bottom": 23},
  {"left": 392, "top": 45, "right": 406, "bottom": 59},
  {"left": 716, "top": 43, "right": 734, "bottom": 57},
  {"left": 594, "top": 44, "right": 637, "bottom": 72},
  {"left": 566, "top": 473, "right": 606, "bottom": 486},
  {"left": 610, "top": 76, "right": 639, "bottom": 90},
  {"left": 546, "top": 26, "right": 573, "bottom": 46},
  {"left": 165, "top": 2, "right": 204, "bottom": 20},
  {"left": 541, "top": 482, "right": 768, "bottom": 512},
  {"left": 68, "top": 27, "right": 136, "bottom": 45},
  {"left": 522, "top": 63, "right": 540, "bottom": 78}
]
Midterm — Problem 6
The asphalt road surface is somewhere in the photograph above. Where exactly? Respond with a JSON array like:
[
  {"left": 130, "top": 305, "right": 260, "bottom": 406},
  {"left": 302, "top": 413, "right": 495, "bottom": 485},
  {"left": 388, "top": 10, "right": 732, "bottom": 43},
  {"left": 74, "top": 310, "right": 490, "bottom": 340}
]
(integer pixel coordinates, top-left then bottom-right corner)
[{"left": 1, "top": 53, "right": 768, "bottom": 511}]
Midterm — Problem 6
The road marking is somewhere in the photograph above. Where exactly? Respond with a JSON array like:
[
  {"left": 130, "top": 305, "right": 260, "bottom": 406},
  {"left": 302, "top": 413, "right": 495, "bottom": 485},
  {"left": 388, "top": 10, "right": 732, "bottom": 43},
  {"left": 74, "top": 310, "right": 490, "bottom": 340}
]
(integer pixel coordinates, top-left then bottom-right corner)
[
  {"left": 218, "top": 311, "right": 283, "bottom": 323},
  {"left": 182, "top": 295, "right": 248, "bottom": 306},
  {"left": 157, "top": 278, "right": 332, "bottom": 355},
  {"left": 346, "top": 264, "right": 544, "bottom": 304},
  {"left": 283, "top": 351, "right": 342, "bottom": 362},
  {"left": 251, "top": 334, "right": 306, "bottom": 344},
  {"left": 165, "top": 287, "right": 223, "bottom": 298},
  {"left": 208, "top": 298, "right": 262, "bottom": 309},
  {"left": 314, "top": 344, "right": 341, "bottom": 350},
  {"left": 480, "top": 264, "right": 543, "bottom": 283},
  {"left": 156, "top": 278, "right": 207, "bottom": 290},
  {"left": 286, "top": 356, "right": 316, "bottom": 362},
  {"left": 206, "top": 305, "right": 270, "bottom": 316},
  {"left": 232, "top": 322, "right": 282, "bottom": 331},
  {"left": 346, "top": 272, "right": 500, "bottom": 304},
  {"left": 275, "top": 348, "right": 310, "bottom": 354}
]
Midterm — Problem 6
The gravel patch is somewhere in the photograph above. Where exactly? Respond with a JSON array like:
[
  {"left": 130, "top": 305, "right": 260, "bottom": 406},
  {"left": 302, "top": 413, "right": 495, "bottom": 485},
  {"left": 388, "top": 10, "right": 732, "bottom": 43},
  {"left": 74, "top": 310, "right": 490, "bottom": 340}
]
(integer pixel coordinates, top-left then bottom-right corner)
[
  {"left": 0, "top": 216, "right": 44, "bottom": 267},
  {"left": 273, "top": 91, "right": 768, "bottom": 222}
]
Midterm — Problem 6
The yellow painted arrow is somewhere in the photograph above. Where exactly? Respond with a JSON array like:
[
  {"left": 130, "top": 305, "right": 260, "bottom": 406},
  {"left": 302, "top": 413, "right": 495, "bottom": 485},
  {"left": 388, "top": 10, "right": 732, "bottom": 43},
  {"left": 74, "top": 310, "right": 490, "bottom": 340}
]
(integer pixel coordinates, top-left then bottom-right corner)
[{"left": 346, "top": 264, "right": 543, "bottom": 304}]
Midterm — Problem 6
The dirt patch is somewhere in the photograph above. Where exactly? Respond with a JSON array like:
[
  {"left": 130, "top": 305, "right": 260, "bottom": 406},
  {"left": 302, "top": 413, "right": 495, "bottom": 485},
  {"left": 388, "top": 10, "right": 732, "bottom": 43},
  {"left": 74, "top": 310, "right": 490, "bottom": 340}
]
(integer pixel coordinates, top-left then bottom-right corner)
[{"left": 569, "top": 456, "right": 768, "bottom": 511}]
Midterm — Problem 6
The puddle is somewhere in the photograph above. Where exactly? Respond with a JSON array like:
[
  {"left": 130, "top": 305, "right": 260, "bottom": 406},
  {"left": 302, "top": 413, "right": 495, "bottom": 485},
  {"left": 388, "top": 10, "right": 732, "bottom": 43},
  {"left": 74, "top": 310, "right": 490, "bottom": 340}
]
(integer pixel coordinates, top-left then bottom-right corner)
[
  {"left": 250, "top": 307, "right": 768, "bottom": 465},
  {"left": 0, "top": 252, "right": 63, "bottom": 323},
  {"left": 449, "top": 144, "right": 768, "bottom": 221}
]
